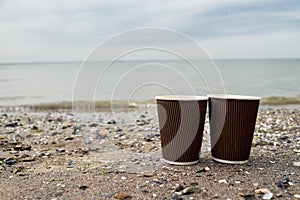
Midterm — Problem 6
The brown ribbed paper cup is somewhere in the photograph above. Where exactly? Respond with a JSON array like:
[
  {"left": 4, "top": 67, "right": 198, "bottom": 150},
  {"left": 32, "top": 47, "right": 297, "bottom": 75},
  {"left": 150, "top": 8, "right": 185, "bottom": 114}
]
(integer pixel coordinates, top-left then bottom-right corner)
[
  {"left": 208, "top": 94, "right": 260, "bottom": 164},
  {"left": 156, "top": 95, "right": 208, "bottom": 165}
]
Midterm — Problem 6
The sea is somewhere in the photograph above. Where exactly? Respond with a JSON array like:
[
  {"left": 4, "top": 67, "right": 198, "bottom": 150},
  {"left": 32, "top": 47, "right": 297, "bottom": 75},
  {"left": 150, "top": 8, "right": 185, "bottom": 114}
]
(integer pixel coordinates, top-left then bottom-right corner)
[{"left": 0, "top": 59, "right": 299, "bottom": 107}]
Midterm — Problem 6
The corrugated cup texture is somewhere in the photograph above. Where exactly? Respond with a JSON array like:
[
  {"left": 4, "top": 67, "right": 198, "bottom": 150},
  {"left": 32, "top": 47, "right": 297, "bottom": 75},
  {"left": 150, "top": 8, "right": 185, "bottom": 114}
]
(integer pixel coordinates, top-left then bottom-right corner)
[
  {"left": 156, "top": 99, "right": 207, "bottom": 163},
  {"left": 209, "top": 97, "right": 260, "bottom": 162}
]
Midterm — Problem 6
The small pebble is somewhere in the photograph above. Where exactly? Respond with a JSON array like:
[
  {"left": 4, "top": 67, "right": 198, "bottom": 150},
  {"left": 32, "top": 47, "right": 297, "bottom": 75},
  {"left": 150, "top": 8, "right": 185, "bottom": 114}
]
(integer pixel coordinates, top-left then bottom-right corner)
[
  {"left": 174, "top": 184, "right": 184, "bottom": 192},
  {"left": 56, "top": 148, "right": 66, "bottom": 153},
  {"left": 56, "top": 183, "right": 65, "bottom": 188},
  {"left": 269, "top": 147, "right": 276, "bottom": 151},
  {"left": 254, "top": 188, "right": 273, "bottom": 200},
  {"left": 294, "top": 194, "right": 300, "bottom": 199},
  {"left": 4, "top": 158, "right": 15, "bottom": 165},
  {"left": 114, "top": 192, "right": 130, "bottom": 199},
  {"left": 276, "top": 192, "right": 283, "bottom": 197},
  {"left": 176, "top": 186, "right": 201, "bottom": 195},
  {"left": 78, "top": 185, "right": 88, "bottom": 190},
  {"left": 263, "top": 192, "right": 273, "bottom": 200},
  {"left": 13, "top": 145, "right": 22, "bottom": 150},
  {"left": 107, "top": 119, "right": 116, "bottom": 124},
  {"left": 205, "top": 167, "right": 211, "bottom": 171},
  {"left": 5, "top": 122, "right": 18, "bottom": 127},
  {"left": 196, "top": 167, "right": 210, "bottom": 173},
  {"left": 293, "top": 162, "right": 300, "bottom": 167},
  {"left": 114, "top": 126, "right": 122, "bottom": 132},
  {"left": 218, "top": 179, "right": 228, "bottom": 184},
  {"left": 89, "top": 123, "right": 98, "bottom": 127},
  {"left": 21, "top": 145, "right": 32, "bottom": 151},
  {"left": 276, "top": 178, "right": 290, "bottom": 189},
  {"left": 64, "top": 136, "right": 75, "bottom": 141},
  {"left": 293, "top": 149, "right": 300, "bottom": 153},
  {"left": 171, "top": 194, "right": 183, "bottom": 200},
  {"left": 136, "top": 120, "right": 146, "bottom": 126},
  {"left": 140, "top": 189, "right": 148, "bottom": 194}
]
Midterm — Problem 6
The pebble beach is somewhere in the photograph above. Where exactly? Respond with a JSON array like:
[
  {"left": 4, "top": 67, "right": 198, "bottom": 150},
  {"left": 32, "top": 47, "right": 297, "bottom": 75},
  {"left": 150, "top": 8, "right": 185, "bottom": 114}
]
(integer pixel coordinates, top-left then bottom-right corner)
[{"left": 0, "top": 105, "right": 299, "bottom": 199}]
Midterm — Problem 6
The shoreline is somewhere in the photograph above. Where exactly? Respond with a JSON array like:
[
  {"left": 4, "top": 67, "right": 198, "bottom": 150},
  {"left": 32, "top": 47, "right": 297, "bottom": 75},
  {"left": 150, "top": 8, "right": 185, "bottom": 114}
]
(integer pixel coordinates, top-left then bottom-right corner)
[
  {"left": 0, "top": 97, "right": 300, "bottom": 113},
  {"left": 0, "top": 106, "right": 299, "bottom": 199}
]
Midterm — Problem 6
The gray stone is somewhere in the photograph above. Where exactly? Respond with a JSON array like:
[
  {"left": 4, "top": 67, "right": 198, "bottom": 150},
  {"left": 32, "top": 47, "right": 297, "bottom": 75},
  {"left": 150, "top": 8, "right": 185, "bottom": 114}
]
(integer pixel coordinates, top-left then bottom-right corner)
[
  {"left": 171, "top": 194, "right": 183, "bottom": 200},
  {"left": 89, "top": 123, "right": 98, "bottom": 127},
  {"left": 293, "top": 162, "right": 300, "bottom": 167},
  {"left": 176, "top": 186, "right": 201, "bottom": 195}
]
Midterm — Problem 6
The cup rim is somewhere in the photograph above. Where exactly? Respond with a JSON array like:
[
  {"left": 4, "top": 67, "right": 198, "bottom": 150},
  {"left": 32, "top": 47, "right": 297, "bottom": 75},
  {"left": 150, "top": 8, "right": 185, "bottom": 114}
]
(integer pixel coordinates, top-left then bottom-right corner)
[
  {"left": 155, "top": 95, "right": 208, "bottom": 101},
  {"left": 208, "top": 94, "right": 261, "bottom": 100}
]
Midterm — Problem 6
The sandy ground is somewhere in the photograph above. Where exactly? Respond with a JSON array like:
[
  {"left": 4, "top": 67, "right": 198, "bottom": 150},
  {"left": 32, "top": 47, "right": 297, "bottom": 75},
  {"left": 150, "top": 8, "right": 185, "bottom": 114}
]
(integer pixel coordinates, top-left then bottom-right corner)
[{"left": 0, "top": 106, "right": 299, "bottom": 200}]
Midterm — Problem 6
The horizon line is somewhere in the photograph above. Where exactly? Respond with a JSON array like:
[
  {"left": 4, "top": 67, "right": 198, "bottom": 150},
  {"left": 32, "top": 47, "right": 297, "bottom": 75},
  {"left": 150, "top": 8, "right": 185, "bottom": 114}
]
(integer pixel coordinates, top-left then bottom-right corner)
[{"left": 0, "top": 57, "right": 299, "bottom": 65}]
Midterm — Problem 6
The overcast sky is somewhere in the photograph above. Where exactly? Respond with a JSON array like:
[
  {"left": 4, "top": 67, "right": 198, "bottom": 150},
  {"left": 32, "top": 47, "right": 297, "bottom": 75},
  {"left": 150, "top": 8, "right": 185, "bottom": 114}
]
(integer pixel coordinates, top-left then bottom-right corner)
[{"left": 0, "top": 0, "right": 300, "bottom": 62}]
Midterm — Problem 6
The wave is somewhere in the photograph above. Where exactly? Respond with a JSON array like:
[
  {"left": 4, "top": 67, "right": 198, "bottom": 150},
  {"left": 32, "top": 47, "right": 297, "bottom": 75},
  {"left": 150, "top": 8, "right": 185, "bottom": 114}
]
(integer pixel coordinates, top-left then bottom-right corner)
[
  {"left": 0, "top": 100, "right": 155, "bottom": 112},
  {"left": 0, "top": 96, "right": 42, "bottom": 101},
  {"left": 31, "top": 100, "right": 145, "bottom": 111}
]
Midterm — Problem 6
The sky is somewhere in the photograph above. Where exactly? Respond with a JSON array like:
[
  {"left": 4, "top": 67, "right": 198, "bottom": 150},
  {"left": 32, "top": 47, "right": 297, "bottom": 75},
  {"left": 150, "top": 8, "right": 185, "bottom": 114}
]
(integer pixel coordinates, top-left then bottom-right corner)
[{"left": 0, "top": 0, "right": 300, "bottom": 62}]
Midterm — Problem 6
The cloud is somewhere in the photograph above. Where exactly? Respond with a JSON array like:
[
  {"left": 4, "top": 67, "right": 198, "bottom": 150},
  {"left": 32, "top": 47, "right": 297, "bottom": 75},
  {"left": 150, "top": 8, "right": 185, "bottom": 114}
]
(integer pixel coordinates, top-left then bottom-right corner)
[
  {"left": 179, "top": 0, "right": 300, "bottom": 37},
  {"left": 202, "top": 31, "right": 300, "bottom": 59},
  {"left": 0, "top": 0, "right": 299, "bottom": 62}
]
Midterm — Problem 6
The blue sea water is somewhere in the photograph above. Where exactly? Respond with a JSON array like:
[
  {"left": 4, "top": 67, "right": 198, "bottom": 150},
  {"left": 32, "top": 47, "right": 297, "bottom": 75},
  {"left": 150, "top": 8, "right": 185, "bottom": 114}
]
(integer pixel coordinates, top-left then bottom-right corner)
[{"left": 0, "top": 59, "right": 299, "bottom": 106}]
